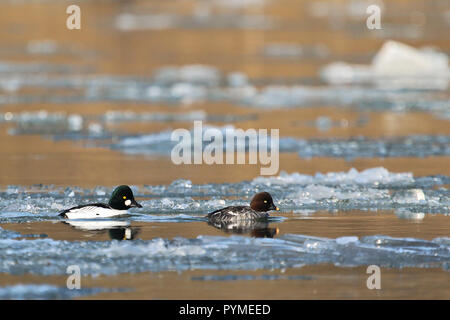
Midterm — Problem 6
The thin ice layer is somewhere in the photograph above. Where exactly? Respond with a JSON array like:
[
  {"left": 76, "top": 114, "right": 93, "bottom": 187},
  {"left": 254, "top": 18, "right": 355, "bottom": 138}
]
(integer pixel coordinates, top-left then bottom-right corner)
[
  {"left": 0, "top": 284, "right": 116, "bottom": 300},
  {"left": 0, "top": 232, "right": 448, "bottom": 276}
]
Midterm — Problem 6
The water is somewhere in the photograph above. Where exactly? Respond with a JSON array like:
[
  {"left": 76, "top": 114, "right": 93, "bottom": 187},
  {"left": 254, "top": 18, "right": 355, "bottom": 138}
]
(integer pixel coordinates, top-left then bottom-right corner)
[
  {"left": 0, "top": 167, "right": 448, "bottom": 279},
  {"left": 0, "top": 0, "right": 449, "bottom": 300}
]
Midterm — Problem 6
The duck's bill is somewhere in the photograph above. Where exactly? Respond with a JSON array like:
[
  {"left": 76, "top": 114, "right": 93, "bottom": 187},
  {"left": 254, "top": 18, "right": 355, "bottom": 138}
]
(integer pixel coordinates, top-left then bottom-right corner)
[
  {"left": 131, "top": 200, "right": 143, "bottom": 208},
  {"left": 270, "top": 204, "right": 280, "bottom": 211}
]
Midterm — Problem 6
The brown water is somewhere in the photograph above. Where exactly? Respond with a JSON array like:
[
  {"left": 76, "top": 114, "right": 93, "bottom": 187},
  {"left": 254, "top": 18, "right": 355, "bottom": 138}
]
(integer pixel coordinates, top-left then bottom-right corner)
[{"left": 0, "top": 0, "right": 449, "bottom": 299}]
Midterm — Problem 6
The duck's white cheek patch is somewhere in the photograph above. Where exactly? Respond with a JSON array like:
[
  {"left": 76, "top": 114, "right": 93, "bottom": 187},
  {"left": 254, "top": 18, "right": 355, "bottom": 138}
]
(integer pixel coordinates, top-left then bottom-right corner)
[{"left": 124, "top": 200, "right": 131, "bottom": 206}]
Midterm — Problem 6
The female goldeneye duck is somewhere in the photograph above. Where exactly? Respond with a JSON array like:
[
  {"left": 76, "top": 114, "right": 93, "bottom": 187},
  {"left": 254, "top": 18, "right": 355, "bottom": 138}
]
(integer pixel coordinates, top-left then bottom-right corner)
[
  {"left": 59, "top": 185, "right": 142, "bottom": 219},
  {"left": 207, "top": 192, "right": 279, "bottom": 222}
]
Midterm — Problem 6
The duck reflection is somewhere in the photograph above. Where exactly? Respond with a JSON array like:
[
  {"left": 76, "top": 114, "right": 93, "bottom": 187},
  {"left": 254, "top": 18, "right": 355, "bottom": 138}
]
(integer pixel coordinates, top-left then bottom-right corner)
[
  {"left": 62, "top": 220, "right": 140, "bottom": 240},
  {"left": 108, "top": 227, "right": 139, "bottom": 240},
  {"left": 207, "top": 220, "right": 279, "bottom": 238}
]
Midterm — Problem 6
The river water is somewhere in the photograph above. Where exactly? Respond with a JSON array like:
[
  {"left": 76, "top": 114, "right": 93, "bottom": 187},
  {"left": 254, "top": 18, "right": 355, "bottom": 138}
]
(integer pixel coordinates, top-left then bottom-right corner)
[{"left": 0, "top": 0, "right": 449, "bottom": 299}]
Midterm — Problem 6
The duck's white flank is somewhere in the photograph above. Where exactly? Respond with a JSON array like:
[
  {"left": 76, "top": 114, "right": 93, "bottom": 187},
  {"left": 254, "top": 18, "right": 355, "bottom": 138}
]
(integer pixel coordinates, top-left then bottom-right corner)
[{"left": 64, "top": 206, "right": 128, "bottom": 219}]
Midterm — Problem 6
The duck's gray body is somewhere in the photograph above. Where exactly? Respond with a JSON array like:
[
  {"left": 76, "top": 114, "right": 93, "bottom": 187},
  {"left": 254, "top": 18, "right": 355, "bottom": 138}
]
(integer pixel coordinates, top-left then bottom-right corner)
[{"left": 207, "top": 206, "right": 269, "bottom": 222}]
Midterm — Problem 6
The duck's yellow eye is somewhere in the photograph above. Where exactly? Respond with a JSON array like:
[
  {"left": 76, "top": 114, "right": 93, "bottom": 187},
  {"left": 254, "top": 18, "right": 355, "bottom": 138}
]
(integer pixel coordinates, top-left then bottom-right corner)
[
  {"left": 123, "top": 196, "right": 127, "bottom": 199},
  {"left": 264, "top": 200, "right": 267, "bottom": 203}
]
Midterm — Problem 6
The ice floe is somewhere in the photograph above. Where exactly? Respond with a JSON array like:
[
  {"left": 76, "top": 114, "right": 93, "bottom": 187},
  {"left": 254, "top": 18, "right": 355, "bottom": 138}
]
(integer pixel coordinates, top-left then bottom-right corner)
[
  {"left": 108, "top": 127, "right": 449, "bottom": 159},
  {"left": 0, "top": 284, "right": 116, "bottom": 300},
  {"left": 321, "top": 41, "right": 450, "bottom": 89},
  {"left": 0, "top": 231, "right": 448, "bottom": 276}
]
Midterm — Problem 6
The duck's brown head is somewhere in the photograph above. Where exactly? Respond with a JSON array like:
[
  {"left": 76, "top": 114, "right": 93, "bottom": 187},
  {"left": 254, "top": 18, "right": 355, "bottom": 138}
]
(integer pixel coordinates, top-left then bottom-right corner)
[{"left": 250, "top": 192, "right": 279, "bottom": 212}]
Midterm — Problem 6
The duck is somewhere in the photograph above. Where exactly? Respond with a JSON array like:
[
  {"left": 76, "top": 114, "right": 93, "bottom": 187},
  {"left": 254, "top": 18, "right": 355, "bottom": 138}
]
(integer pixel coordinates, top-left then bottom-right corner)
[
  {"left": 207, "top": 192, "right": 279, "bottom": 222},
  {"left": 59, "top": 185, "right": 142, "bottom": 219}
]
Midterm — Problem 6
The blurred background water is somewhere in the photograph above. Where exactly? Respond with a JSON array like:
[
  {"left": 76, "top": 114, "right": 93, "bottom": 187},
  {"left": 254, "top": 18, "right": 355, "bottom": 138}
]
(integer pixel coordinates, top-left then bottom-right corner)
[{"left": 0, "top": 0, "right": 449, "bottom": 299}]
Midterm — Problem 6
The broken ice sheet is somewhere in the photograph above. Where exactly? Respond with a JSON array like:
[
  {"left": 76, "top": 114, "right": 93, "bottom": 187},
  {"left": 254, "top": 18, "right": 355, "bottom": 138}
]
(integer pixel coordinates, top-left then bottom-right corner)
[
  {"left": 103, "top": 110, "right": 207, "bottom": 123},
  {"left": 2, "top": 110, "right": 257, "bottom": 139},
  {"left": 0, "top": 174, "right": 448, "bottom": 276},
  {"left": 153, "top": 65, "right": 221, "bottom": 86},
  {"left": 0, "top": 284, "right": 120, "bottom": 300},
  {"left": 290, "top": 135, "right": 450, "bottom": 160},
  {"left": 108, "top": 127, "right": 450, "bottom": 159},
  {"left": 4, "top": 111, "right": 82, "bottom": 135},
  {"left": 0, "top": 234, "right": 448, "bottom": 276},
  {"left": 239, "top": 85, "right": 450, "bottom": 114},
  {"left": 109, "top": 124, "right": 269, "bottom": 156},
  {"left": 102, "top": 110, "right": 257, "bottom": 124},
  {"left": 0, "top": 168, "right": 449, "bottom": 221},
  {"left": 0, "top": 60, "right": 448, "bottom": 119},
  {"left": 252, "top": 167, "right": 415, "bottom": 186}
]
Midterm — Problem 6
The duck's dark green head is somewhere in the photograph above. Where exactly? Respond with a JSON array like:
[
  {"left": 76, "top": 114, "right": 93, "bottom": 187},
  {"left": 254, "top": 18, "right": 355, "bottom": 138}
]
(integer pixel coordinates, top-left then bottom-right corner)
[{"left": 108, "top": 185, "right": 142, "bottom": 210}]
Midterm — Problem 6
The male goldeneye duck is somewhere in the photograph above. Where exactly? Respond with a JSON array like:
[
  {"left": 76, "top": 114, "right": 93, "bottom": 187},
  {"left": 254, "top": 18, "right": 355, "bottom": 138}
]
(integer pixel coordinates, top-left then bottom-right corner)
[
  {"left": 59, "top": 185, "right": 142, "bottom": 219},
  {"left": 207, "top": 192, "right": 279, "bottom": 222}
]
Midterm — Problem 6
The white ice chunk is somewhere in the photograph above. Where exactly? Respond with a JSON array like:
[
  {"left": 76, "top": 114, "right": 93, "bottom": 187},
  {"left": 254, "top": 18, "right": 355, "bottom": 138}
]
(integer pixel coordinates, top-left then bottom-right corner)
[
  {"left": 393, "top": 189, "right": 426, "bottom": 204},
  {"left": 67, "top": 114, "right": 83, "bottom": 132},
  {"left": 372, "top": 41, "right": 449, "bottom": 89},
  {"left": 336, "top": 236, "right": 358, "bottom": 245},
  {"left": 253, "top": 167, "right": 413, "bottom": 186},
  {"left": 320, "top": 40, "right": 449, "bottom": 89}
]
